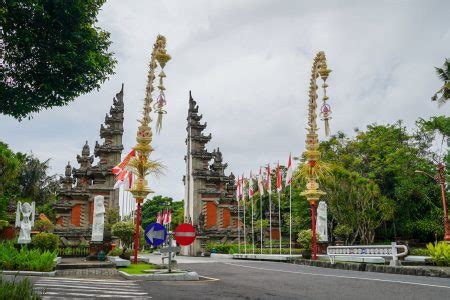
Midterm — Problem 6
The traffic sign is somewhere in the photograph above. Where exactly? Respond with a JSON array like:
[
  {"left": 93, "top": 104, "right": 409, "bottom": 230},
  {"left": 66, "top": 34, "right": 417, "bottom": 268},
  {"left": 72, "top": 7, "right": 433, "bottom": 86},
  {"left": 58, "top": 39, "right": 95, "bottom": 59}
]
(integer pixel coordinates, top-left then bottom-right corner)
[
  {"left": 144, "top": 223, "right": 167, "bottom": 246},
  {"left": 174, "top": 223, "right": 197, "bottom": 246}
]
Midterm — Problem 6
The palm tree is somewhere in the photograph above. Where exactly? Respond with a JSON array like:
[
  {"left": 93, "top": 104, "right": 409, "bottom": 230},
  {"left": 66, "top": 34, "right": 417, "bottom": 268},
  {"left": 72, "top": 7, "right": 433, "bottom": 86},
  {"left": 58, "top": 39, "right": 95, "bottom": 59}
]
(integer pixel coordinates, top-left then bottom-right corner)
[{"left": 431, "top": 59, "right": 450, "bottom": 106}]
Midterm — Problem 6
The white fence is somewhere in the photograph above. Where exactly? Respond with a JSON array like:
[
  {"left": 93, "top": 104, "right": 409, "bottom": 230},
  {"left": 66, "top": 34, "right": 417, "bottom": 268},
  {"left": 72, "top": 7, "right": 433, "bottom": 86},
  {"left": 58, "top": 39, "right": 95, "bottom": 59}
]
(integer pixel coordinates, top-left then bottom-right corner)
[{"left": 327, "top": 242, "right": 408, "bottom": 266}]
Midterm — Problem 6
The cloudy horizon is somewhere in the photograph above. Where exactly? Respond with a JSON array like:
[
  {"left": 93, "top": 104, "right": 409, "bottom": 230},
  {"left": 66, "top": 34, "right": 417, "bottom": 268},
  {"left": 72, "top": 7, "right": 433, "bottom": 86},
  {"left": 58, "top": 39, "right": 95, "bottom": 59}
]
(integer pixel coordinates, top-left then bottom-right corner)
[{"left": 1, "top": 0, "right": 449, "bottom": 201}]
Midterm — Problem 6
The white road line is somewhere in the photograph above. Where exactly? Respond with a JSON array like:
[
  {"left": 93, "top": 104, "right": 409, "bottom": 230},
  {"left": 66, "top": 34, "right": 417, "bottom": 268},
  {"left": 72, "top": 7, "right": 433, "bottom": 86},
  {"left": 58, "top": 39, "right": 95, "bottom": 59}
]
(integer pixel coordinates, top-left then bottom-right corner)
[
  {"left": 223, "top": 262, "right": 450, "bottom": 290},
  {"left": 38, "top": 277, "right": 136, "bottom": 283},
  {"left": 36, "top": 280, "right": 138, "bottom": 286},
  {"left": 35, "top": 285, "right": 144, "bottom": 293},
  {"left": 43, "top": 291, "right": 150, "bottom": 298}
]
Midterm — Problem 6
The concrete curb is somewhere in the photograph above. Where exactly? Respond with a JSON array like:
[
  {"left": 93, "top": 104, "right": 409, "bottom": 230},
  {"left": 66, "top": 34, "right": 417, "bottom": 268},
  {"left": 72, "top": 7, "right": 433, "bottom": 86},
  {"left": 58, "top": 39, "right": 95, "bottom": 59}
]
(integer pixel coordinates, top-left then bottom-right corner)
[
  {"left": 1, "top": 270, "right": 56, "bottom": 277},
  {"left": 210, "top": 253, "right": 233, "bottom": 259},
  {"left": 118, "top": 270, "right": 199, "bottom": 281},
  {"left": 233, "top": 254, "right": 302, "bottom": 262},
  {"left": 291, "top": 259, "right": 450, "bottom": 278}
]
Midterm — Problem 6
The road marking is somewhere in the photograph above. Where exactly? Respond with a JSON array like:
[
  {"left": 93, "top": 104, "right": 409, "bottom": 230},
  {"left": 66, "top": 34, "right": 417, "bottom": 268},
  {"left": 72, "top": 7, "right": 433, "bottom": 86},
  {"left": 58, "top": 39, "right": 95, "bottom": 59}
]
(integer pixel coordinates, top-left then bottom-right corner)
[
  {"left": 199, "top": 276, "right": 220, "bottom": 282},
  {"left": 223, "top": 262, "right": 450, "bottom": 290},
  {"left": 35, "top": 277, "right": 150, "bottom": 299}
]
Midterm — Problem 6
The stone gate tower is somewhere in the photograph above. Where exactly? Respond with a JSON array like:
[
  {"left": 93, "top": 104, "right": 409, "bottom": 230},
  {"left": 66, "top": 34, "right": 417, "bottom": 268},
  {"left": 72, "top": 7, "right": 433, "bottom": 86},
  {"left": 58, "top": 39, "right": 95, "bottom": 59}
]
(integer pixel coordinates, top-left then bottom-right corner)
[
  {"left": 183, "top": 92, "right": 238, "bottom": 255},
  {"left": 54, "top": 85, "right": 124, "bottom": 241}
]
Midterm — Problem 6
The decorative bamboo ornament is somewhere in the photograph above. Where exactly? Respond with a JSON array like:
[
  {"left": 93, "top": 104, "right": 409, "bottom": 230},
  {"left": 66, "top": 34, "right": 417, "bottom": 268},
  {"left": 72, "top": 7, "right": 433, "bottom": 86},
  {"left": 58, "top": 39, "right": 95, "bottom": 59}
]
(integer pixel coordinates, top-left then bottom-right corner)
[
  {"left": 301, "top": 51, "right": 331, "bottom": 260},
  {"left": 129, "top": 35, "right": 171, "bottom": 264}
]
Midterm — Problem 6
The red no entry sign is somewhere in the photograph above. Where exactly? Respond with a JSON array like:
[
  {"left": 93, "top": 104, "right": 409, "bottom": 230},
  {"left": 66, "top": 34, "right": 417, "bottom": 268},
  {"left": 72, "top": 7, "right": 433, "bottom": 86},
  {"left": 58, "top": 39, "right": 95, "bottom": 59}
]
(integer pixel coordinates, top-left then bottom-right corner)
[{"left": 174, "top": 223, "right": 197, "bottom": 246}]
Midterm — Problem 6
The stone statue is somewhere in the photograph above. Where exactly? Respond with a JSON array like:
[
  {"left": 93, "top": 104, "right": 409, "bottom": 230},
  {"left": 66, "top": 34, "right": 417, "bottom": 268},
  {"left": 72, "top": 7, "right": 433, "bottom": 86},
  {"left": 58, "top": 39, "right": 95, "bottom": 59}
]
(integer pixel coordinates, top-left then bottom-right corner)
[
  {"left": 91, "top": 195, "right": 105, "bottom": 242},
  {"left": 15, "top": 201, "right": 35, "bottom": 244},
  {"left": 316, "top": 201, "right": 328, "bottom": 242}
]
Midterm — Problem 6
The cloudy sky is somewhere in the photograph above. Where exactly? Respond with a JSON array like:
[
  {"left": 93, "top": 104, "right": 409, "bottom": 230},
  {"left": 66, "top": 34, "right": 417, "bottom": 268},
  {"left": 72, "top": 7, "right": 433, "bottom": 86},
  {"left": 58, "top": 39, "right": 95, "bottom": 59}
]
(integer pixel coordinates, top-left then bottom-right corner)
[{"left": 1, "top": 0, "right": 449, "bottom": 201}]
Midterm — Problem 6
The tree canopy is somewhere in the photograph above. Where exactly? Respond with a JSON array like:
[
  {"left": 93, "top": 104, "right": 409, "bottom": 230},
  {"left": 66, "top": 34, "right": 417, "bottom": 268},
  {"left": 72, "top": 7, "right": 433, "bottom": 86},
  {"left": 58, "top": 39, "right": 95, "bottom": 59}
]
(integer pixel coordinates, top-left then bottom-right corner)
[{"left": 0, "top": 0, "right": 116, "bottom": 119}]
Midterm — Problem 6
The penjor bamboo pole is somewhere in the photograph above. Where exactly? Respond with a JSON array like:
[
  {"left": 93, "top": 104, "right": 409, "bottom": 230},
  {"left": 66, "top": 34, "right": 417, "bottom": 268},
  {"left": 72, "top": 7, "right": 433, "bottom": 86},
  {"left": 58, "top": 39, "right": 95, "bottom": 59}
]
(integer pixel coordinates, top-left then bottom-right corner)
[
  {"left": 269, "top": 191, "right": 272, "bottom": 254},
  {"left": 238, "top": 195, "right": 241, "bottom": 254}
]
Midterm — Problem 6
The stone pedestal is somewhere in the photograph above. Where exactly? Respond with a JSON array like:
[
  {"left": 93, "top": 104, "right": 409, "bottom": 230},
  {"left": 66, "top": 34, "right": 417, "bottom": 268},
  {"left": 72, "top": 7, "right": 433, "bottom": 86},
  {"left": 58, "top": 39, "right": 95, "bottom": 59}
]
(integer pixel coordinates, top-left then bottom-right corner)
[{"left": 87, "top": 241, "right": 111, "bottom": 261}]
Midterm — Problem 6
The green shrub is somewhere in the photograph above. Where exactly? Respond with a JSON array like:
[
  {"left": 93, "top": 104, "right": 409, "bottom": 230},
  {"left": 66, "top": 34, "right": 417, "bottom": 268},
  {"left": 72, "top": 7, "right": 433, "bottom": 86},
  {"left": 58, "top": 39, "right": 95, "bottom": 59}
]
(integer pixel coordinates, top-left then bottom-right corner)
[
  {"left": 0, "top": 275, "right": 42, "bottom": 299},
  {"left": 409, "top": 248, "right": 430, "bottom": 256},
  {"left": 333, "top": 224, "right": 352, "bottom": 242},
  {"left": 0, "top": 220, "right": 9, "bottom": 230},
  {"left": 0, "top": 242, "right": 57, "bottom": 272},
  {"left": 111, "top": 222, "right": 136, "bottom": 247},
  {"left": 33, "top": 219, "right": 54, "bottom": 232},
  {"left": 426, "top": 242, "right": 450, "bottom": 266},
  {"left": 297, "top": 229, "right": 319, "bottom": 251},
  {"left": 32, "top": 232, "right": 59, "bottom": 252},
  {"left": 108, "top": 247, "right": 123, "bottom": 256}
]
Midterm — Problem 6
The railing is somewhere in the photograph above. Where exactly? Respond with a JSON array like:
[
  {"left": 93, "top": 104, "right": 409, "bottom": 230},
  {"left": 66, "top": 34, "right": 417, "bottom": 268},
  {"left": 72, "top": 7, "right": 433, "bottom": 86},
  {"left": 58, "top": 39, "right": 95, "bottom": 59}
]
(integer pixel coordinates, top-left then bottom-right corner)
[
  {"left": 327, "top": 242, "right": 408, "bottom": 266},
  {"left": 58, "top": 245, "right": 90, "bottom": 257}
]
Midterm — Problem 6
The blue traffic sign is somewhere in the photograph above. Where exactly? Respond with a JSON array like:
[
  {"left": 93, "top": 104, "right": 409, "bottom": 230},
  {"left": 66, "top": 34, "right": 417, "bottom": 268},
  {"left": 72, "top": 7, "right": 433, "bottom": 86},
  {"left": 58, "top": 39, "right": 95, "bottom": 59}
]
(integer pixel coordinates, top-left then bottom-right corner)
[{"left": 144, "top": 223, "right": 167, "bottom": 246}]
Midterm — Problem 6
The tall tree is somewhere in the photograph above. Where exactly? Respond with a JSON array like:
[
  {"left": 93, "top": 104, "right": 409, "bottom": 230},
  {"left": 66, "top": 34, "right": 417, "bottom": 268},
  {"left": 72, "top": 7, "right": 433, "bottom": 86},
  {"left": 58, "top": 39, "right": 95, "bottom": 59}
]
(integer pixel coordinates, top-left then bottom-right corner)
[
  {"left": 0, "top": 0, "right": 116, "bottom": 119},
  {"left": 431, "top": 59, "right": 450, "bottom": 106}
]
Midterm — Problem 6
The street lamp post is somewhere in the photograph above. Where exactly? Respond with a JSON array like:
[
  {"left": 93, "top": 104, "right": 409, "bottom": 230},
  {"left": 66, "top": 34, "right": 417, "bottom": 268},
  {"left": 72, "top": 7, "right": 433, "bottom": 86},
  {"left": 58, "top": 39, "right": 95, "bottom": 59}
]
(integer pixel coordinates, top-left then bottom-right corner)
[
  {"left": 416, "top": 163, "right": 450, "bottom": 241},
  {"left": 129, "top": 35, "right": 171, "bottom": 264},
  {"left": 300, "top": 52, "right": 331, "bottom": 260}
]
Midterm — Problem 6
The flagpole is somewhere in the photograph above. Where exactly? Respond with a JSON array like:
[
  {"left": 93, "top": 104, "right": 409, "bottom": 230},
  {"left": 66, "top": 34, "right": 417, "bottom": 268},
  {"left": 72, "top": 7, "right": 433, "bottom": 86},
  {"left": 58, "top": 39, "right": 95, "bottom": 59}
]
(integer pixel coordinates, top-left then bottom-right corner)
[
  {"left": 121, "top": 186, "right": 125, "bottom": 221},
  {"left": 278, "top": 190, "right": 282, "bottom": 254},
  {"left": 251, "top": 192, "right": 254, "bottom": 254},
  {"left": 289, "top": 183, "right": 292, "bottom": 256},
  {"left": 269, "top": 191, "right": 272, "bottom": 255},
  {"left": 243, "top": 193, "right": 247, "bottom": 254},
  {"left": 260, "top": 192, "right": 263, "bottom": 254},
  {"left": 238, "top": 191, "right": 241, "bottom": 254}
]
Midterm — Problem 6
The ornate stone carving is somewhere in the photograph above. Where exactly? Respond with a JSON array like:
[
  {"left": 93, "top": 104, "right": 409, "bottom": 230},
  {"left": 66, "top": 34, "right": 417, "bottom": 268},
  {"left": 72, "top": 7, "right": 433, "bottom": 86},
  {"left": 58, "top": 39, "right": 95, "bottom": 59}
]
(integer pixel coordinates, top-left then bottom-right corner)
[{"left": 91, "top": 195, "right": 105, "bottom": 242}]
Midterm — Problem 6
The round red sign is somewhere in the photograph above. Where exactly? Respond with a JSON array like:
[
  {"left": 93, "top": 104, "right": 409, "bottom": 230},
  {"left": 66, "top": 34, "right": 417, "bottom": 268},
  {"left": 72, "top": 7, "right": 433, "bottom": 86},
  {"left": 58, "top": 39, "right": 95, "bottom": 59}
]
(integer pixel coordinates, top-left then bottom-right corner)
[{"left": 174, "top": 223, "right": 197, "bottom": 246}]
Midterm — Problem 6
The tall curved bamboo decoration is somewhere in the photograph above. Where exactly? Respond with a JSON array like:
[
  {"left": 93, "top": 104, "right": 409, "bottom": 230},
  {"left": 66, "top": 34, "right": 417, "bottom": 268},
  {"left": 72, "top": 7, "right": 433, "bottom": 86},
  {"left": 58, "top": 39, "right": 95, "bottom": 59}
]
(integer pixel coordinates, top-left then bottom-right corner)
[
  {"left": 129, "top": 35, "right": 171, "bottom": 264},
  {"left": 300, "top": 51, "right": 331, "bottom": 260}
]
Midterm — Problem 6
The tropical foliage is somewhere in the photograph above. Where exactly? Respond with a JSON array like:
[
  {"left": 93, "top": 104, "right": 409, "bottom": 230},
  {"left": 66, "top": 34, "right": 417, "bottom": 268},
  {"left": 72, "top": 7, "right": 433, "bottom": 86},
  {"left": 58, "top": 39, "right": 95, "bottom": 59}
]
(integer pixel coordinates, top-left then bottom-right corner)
[
  {"left": 0, "top": 242, "right": 57, "bottom": 272},
  {"left": 141, "top": 195, "right": 184, "bottom": 229},
  {"left": 1, "top": 0, "right": 116, "bottom": 119},
  {"left": 0, "top": 275, "right": 42, "bottom": 300},
  {"left": 431, "top": 58, "right": 450, "bottom": 106},
  {"left": 32, "top": 232, "right": 59, "bottom": 252},
  {"left": 426, "top": 242, "right": 450, "bottom": 266}
]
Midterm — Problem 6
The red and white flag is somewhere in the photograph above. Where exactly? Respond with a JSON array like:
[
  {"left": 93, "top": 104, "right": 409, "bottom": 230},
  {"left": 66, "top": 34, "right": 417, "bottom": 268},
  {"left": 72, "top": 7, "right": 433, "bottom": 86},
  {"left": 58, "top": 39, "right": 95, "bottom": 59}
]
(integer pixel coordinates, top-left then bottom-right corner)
[
  {"left": 114, "top": 170, "right": 129, "bottom": 189},
  {"left": 236, "top": 175, "right": 241, "bottom": 201},
  {"left": 112, "top": 150, "right": 136, "bottom": 175},
  {"left": 240, "top": 174, "right": 245, "bottom": 200},
  {"left": 266, "top": 164, "right": 272, "bottom": 195},
  {"left": 156, "top": 211, "right": 162, "bottom": 224},
  {"left": 248, "top": 172, "right": 254, "bottom": 199},
  {"left": 163, "top": 210, "right": 172, "bottom": 225},
  {"left": 276, "top": 163, "right": 282, "bottom": 192},
  {"left": 162, "top": 210, "right": 167, "bottom": 224},
  {"left": 285, "top": 153, "right": 293, "bottom": 186},
  {"left": 257, "top": 167, "right": 264, "bottom": 196},
  {"left": 124, "top": 171, "right": 133, "bottom": 189}
]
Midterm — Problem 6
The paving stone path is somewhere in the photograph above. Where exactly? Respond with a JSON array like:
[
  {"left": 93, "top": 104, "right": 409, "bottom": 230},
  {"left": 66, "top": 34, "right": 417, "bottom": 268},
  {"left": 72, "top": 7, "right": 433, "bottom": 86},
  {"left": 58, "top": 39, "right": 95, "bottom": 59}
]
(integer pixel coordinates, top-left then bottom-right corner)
[{"left": 34, "top": 277, "right": 149, "bottom": 299}]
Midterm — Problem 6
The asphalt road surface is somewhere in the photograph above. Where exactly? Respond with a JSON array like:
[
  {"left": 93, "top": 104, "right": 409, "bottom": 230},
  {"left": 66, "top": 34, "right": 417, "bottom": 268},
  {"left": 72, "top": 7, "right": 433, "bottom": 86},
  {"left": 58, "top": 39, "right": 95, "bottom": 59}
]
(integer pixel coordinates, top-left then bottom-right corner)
[{"left": 139, "top": 257, "right": 450, "bottom": 300}]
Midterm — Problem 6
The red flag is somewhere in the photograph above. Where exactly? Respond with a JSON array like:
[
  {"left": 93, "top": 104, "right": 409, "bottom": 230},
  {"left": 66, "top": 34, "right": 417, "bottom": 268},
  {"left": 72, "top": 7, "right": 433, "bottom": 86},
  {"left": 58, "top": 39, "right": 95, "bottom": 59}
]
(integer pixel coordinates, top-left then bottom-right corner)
[
  {"left": 266, "top": 164, "right": 272, "bottom": 195},
  {"left": 276, "top": 163, "right": 282, "bottom": 192},
  {"left": 249, "top": 172, "right": 254, "bottom": 199},
  {"left": 285, "top": 153, "right": 293, "bottom": 186},
  {"left": 241, "top": 174, "right": 245, "bottom": 200},
  {"left": 112, "top": 150, "right": 136, "bottom": 175},
  {"left": 162, "top": 210, "right": 168, "bottom": 225}
]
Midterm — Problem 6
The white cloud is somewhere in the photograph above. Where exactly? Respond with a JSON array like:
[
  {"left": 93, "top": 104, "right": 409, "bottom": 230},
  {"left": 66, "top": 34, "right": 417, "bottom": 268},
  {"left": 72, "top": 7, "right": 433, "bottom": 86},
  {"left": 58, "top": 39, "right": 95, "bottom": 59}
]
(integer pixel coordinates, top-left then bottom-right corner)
[{"left": 1, "top": 0, "right": 449, "bottom": 200}]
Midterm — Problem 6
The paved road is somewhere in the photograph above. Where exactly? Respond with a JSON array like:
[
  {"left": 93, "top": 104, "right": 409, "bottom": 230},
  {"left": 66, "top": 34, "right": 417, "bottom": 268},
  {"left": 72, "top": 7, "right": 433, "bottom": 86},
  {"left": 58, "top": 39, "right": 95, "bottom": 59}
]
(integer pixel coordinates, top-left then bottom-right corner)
[{"left": 139, "top": 257, "right": 450, "bottom": 300}]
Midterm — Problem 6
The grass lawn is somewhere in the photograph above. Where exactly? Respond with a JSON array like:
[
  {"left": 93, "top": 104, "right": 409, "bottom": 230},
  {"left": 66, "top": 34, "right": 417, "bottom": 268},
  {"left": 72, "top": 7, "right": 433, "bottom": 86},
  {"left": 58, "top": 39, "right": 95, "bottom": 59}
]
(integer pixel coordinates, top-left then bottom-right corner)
[{"left": 119, "top": 262, "right": 158, "bottom": 274}]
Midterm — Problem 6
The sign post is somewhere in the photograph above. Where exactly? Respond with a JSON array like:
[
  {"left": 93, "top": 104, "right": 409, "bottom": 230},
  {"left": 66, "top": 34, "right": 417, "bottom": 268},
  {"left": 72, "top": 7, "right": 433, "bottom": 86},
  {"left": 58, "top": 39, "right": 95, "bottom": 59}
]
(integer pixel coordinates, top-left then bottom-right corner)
[{"left": 160, "top": 232, "right": 181, "bottom": 273}]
